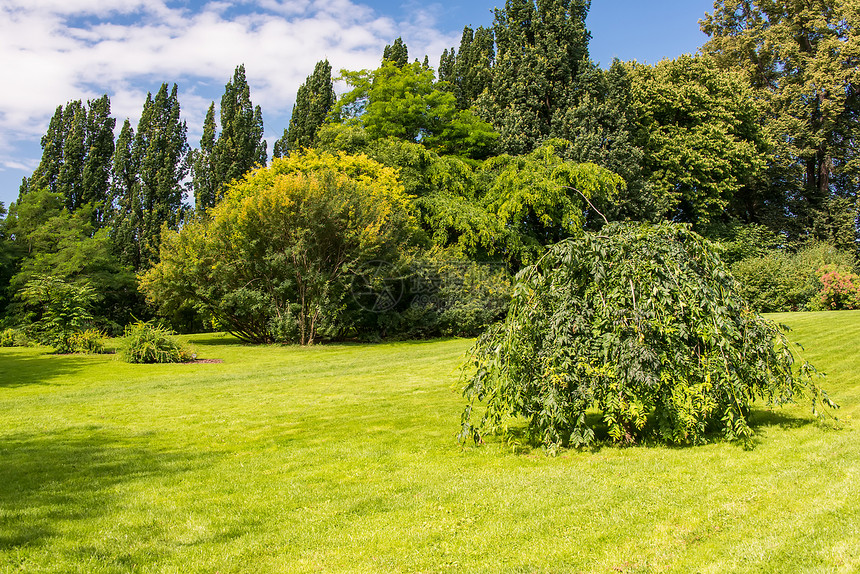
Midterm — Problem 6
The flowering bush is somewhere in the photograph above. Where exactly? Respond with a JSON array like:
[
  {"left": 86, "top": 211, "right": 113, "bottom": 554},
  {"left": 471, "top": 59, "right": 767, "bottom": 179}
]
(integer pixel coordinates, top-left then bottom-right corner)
[{"left": 816, "top": 265, "right": 860, "bottom": 310}]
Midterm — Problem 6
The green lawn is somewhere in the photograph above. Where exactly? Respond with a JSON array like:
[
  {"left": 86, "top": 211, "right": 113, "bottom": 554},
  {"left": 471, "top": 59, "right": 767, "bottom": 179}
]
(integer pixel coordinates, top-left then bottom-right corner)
[{"left": 1, "top": 312, "right": 858, "bottom": 573}]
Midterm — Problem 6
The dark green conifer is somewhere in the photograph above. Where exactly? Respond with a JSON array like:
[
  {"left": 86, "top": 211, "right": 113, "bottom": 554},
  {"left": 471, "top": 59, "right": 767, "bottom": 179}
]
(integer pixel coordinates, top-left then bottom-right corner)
[
  {"left": 210, "top": 65, "right": 267, "bottom": 198},
  {"left": 480, "top": 0, "right": 591, "bottom": 154},
  {"left": 111, "top": 84, "right": 189, "bottom": 270},
  {"left": 192, "top": 103, "right": 218, "bottom": 212},
  {"left": 273, "top": 60, "right": 336, "bottom": 158},
  {"left": 382, "top": 37, "right": 409, "bottom": 68}
]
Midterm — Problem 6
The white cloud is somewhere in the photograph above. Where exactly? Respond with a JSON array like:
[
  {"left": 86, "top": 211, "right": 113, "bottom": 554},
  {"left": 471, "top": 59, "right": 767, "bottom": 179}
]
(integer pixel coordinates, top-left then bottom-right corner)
[
  {"left": 0, "top": 0, "right": 455, "bottom": 153},
  {"left": 0, "top": 0, "right": 460, "bottom": 205}
]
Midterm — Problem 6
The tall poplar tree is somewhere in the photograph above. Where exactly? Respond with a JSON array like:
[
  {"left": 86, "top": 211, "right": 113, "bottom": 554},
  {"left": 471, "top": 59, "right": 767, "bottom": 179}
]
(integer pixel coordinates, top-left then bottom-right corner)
[
  {"left": 454, "top": 26, "right": 495, "bottom": 110},
  {"left": 27, "top": 96, "right": 115, "bottom": 223},
  {"left": 191, "top": 103, "right": 218, "bottom": 212},
  {"left": 479, "top": 0, "right": 591, "bottom": 155},
  {"left": 382, "top": 37, "right": 409, "bottom": 68},
  {"left": 81, "top": 95, "right": 116, "bottom": 223},
  {"left": 272, "top": 60, "right": 336, "bottom": 158},
  {"left": 111, "top": 84, "right": 189, "bottom": 270},
  {"left": 207, "top": 64, "right": 267, "bottom": 207}
]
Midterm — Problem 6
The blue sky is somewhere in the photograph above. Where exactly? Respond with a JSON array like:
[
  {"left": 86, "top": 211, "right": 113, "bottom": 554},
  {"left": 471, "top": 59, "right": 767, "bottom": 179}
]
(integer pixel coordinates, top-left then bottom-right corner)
[{"left": 0, "top": 0, "right": 714, "bottom": 209}]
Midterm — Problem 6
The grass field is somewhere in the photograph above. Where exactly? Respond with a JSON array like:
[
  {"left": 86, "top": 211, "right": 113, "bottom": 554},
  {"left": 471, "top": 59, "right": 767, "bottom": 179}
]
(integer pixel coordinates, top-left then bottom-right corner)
[{"left": 1, "top": 311, "right": 859, "bottom": 573}]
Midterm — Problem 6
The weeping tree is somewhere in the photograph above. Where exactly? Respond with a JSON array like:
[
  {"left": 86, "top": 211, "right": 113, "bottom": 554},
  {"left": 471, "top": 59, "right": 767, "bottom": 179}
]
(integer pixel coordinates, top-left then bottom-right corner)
[{"left": 460, "top": 223, "right": 837, "bottom": 451}]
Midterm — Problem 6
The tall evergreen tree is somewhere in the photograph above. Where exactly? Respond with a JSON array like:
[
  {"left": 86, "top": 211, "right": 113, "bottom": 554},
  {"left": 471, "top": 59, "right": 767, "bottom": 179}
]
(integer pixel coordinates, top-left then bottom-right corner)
[
  {"left": 28, "top": 105, "right": 66, "bottom": 197},
  {"left": 273, "top": 60, "right": 336, "bottom": 158},
  {"left": 479, "top": 0, "right": 591, "bottom": 155},
  {"left": 56, "top": 101, "right": 87, "bottom": 212},
  {"left": 27, "top": 96, "right": 115, "bottom": 223},
  {"left": 191, "top": 103, "right": 218, "bottom": 212},
  {"left": 81, "top": 95, "right": 116, "bottom": 224},
  {"left": 558, "top": 60, "right": 650, "bottom": 224},
  {"left": 452, "top": 26, "right": 495, "bottom": 110},
  {"left": 438, "top": 47, "right": 457, "bottom": 89},
  {"left": 382, "top": 37, "right": 409, "bottom": 68},
  {"left": 111, "top": 84, "right": 189, "bottom": 270},
  {"left": 207, "top": 65, "right": 267, "bottom": 206}
]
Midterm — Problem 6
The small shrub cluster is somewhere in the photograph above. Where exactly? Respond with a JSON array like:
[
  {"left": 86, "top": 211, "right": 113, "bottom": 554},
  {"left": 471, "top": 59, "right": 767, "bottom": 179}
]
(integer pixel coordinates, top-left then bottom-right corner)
[
  {"left": 730, "top": 242, "right": 857, "bottom": 312},
  {"left": 0, "top": 328, "right": 29, "bottom": 347},
  {"left": 68, "top": 329, "right": 110, "bottom": 354},
  {"left": 120, "top": 321, "right": 195, "bottom": 364}
]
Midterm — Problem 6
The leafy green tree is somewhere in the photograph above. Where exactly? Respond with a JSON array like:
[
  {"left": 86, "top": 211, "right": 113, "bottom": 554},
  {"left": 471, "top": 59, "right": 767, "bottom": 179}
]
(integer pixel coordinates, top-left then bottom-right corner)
[
  {"left": 334, "top": 61, "right": 498, "bottom": 159},
  {"left": 0, "top": 202, "right": 13, "bottom": 315},
  {"left": 481, "top": 139, "right": 625, "bottom": 265},
  {"left": 701, "top": 0, "right": 860, "bottom": 245},
  {"left": 111, "top": 83, "right": 190, "bottom": 270},
  {"left": 4, "top": 189, "right": 137, "bottom": 329},
  {"left": 17, "top": 274, "right": 97, "bottom": 353},
  {"left": 140, "top": 151, "right": 419, "bottom": 345},
  {"left": 479, "top": 0, "right": 591, "bottom": 154},
  {"left": 460, "top": 222, "right": 836, "bottom": 451},
  {"left": 629, "top": 55, "right": 770, "bottom": 231},
  {"left": 382, "top": 37, "right": 409, "bottom": 68},
  {"left": 440, "top": 26, "right": 496, "bottom": 110},
  {"left": 273, "top": 60, "right": 336, "bottom": 158}
]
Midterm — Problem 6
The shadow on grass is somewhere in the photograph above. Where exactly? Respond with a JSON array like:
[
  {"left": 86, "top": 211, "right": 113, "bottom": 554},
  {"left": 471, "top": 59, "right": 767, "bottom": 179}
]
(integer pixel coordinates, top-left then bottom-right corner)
[
  {"left": 184, "top": 334, "right": 241, "bottom": 346},
  {"left": 0, "top": 428, "right": 211, "bottom": 551},
  {"left": 0, "top": 350, "right": 98, "bottom": 388},
  {"left": 483, "top": 408, "right": 815, "bottom": 455},
  {"left": 749, "top": 408, "right": 815, "bottom": 430}
]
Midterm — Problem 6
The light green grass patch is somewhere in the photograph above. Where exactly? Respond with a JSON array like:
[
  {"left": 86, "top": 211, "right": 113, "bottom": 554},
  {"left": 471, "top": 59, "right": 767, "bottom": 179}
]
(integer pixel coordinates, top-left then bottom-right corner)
[{"left": 1, "top": 314, "right": 858, "bottom": 573}]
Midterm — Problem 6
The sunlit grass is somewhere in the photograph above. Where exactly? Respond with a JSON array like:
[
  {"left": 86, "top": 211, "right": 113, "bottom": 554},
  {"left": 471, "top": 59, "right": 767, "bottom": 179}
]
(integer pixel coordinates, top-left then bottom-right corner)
[{"left": 1, "top": 313, "right": 858, "bottom": 573}]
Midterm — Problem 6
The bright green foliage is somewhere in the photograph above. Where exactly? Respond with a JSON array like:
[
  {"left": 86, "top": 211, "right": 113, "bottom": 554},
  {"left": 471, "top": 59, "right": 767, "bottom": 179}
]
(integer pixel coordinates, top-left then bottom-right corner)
[
  {"left": 481, "top": 139, "right": 624, "bottom": 265},
  {"left": 140, "top": 151, "right": 418, "bottom": 345},
  {"left": 479, "top": 0, "right": 591, "bottom": 154},
  {"left": 119, "top": 320, "right": 193, "bottom": 363},
  {"left": 382, "top": 37, "right": 409, "bottom": 68},
  {"left": 0, "top": 327, "right": 28, "bottom": 347},
  {"left": 702, "top": 0, "right": 860, "bottom": 243},
  {"left": 191, "top": 103, "right": 218, "bottom": 212},
  {"left": 17, "top": 275, "right": 97, "bottom": 353},
  {"left": 334, "top": 61, "right": 498, "bottom": 159},
  {"left": 629, "top": 55, "right": 769, "bottom": 229},
  {"left": 461, "top": 223, "right": 836, "bottom": 451},
  {"left": 273, "top": 60, "right": 336, "bottom": 158},
  {"left": 68, "top": 328, "right": 109, "bottom": 354},
  {"left": 111, "top": 84, "right": 189, "bottom": 271},
  {"left": 206, "top": 65, "right": 267, "bottom": 207},
  {"left": 4, "top": 189, "right": 137, "bottom": 329}
]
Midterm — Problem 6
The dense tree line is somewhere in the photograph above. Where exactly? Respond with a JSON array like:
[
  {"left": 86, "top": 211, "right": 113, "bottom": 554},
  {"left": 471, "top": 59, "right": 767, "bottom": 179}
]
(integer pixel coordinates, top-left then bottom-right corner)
[{"left": 1, "top": 0, "right": 858, "bottom": 343}]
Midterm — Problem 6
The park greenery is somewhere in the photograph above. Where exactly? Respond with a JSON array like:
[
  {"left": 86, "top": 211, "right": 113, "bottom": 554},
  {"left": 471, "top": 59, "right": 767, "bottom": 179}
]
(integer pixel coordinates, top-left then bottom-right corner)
[
  {"left": 0, "top": 1, "right": 858, "bottom": 419},
  {"left": 0, "top": 313, "right": 858, "bottom": 571}
]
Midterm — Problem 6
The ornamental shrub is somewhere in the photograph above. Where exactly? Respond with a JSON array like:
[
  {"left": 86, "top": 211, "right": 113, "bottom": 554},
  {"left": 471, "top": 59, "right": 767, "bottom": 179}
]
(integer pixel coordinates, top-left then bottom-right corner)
[
  {"left": 0, "top": 328, "right": 28, "bottom": 347},
  {"left": 68, "top": 329, "right": 110, "bottom": 354},
  {"left": 460, "top": 223, "right": 835, "bottom": 451},
  {"left": 120, "top": 321, "right": 194, "bottom": 364},
  {"left": 815, "top": 265, "right": 860, "bottom": 310}
]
